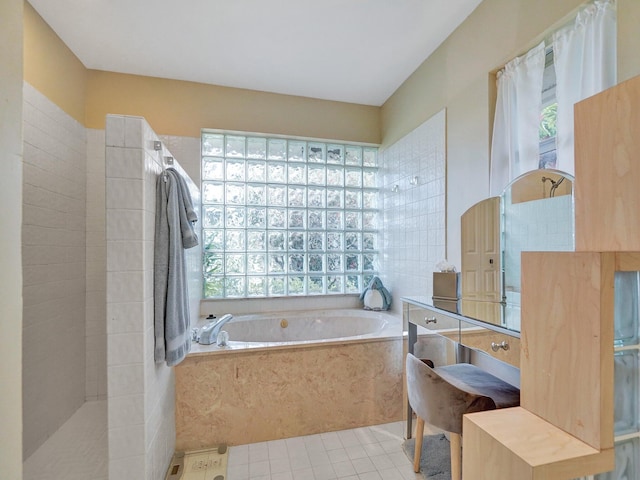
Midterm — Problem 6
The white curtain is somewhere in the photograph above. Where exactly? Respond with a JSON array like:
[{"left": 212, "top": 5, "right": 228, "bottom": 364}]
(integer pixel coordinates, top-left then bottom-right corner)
[
  {"left": 553, "top": 0, "right": 617, "bottom": 175},
  {"left": 490, "top": 42, "right": 546, "bottom": 196}
]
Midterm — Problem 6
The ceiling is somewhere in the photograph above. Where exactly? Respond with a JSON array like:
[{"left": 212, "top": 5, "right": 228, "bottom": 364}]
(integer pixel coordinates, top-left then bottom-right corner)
[{"left": 28, "top": 0, "right": 483, "bottom": 106}]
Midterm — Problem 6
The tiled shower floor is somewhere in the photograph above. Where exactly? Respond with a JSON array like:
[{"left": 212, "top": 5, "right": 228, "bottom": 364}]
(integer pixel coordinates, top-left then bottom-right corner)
[
  {"left": 23, "top": 400, "right": 108, "bottom": 480},
  {"left": 23, "top": 401, "right": 426, "bottom": 480}
]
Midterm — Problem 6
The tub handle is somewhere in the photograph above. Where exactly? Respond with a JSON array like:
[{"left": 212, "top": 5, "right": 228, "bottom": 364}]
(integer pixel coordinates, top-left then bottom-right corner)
[{"left": 424, "top": 316, "right": 437, "bottom": 325}]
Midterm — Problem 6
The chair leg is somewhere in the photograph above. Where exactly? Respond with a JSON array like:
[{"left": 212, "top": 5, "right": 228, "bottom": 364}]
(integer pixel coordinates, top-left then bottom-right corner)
[
  {"left": 413, "top": 417, "right": 425, "bottom": 473},
  {"left": 450, "top": 432, "right": 461, "bottom": 480}
]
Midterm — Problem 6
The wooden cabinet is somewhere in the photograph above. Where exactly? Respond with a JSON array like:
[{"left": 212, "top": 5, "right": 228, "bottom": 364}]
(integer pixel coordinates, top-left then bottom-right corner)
[
  {"left": 461, "top": 251, "right": 619, "bottom": 479},
  {"left": 575, "top": 75, "right": 640, "bottom": 251},
  {"left": 462, "top": 75, "right": 640, "bottom": 479},
  {"left": 463, "top": 408, "right": 614, "bottom": 480}
]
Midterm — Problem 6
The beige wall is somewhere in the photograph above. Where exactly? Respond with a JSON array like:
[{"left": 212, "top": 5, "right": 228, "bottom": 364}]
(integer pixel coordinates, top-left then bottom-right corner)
[
  {"left": 381, "top": 0, "right": 640, "bottom": 269},
  {"left": 86, "top": 71, "right": 381, "bottom": 143},
  {"left": 617, "top": 0, "right": 640, "bottom": 83},
  {"left": 22, "top": 1, "right": 381, "bottom": 145},
  {"left": 1, "top": 0, "right": 24, "bottom": 478},
  {"left": 23, "top": 1, "right": 87, "bottom": 124}
]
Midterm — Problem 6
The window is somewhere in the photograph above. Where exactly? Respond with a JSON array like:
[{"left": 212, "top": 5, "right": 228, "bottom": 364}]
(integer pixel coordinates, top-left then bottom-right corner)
[
  {"left": 539, "top": 48, "right": 557, "bottom": 169},
  {"left": 490, "top": 0, "right": 616, "bottom": 194},
  {"left": 201, "top": 132, "right": 379, "bottom": 298}
]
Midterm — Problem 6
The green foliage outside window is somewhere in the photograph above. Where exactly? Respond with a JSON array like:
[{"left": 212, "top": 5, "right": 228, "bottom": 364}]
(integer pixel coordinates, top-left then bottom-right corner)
[{"left": 539, "top": 103, "right": 558, "bottom": 140}]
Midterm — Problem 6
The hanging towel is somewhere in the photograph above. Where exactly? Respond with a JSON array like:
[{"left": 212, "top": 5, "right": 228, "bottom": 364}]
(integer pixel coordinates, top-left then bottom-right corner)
[{"left": 154, "top": 167, "right": 199, "bottom": 367}]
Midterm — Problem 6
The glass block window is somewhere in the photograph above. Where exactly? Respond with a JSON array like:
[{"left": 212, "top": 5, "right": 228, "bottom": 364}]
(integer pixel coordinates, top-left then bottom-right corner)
[{"left": 201, "top": 132, "right": 379, "bottom": 298}]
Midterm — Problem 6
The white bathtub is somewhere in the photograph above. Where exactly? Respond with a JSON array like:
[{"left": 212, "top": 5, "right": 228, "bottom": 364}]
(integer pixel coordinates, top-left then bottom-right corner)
[{"left": 188, "top": 308, "right": 401, "bottom": 355}]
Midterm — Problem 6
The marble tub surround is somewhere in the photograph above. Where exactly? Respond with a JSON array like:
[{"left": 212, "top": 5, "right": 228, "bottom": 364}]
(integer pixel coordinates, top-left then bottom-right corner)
[{"left": 175, "top": 337, "right": 404, "bottom": 450}]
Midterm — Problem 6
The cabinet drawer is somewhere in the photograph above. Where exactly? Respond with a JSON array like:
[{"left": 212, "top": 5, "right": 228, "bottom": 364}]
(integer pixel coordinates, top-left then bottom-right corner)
[
  {"left": 407, "top": 304, "right": 459, "bottom": 331},
  {"left": 460, "top": 320, "right": 520, "bottom": 368}
]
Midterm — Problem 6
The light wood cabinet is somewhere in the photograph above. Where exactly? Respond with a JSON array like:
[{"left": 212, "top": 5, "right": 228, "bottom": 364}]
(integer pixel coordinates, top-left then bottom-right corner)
[
  {"left": 575, "top": 75, "right": 640, "bottom": 252},
  {"left": 463, "top": 408, "right": 614, "bottom": 480},
  {"left": 521, "top": 252, "right": 614, "bottom": 451},
  {"left": 462, "top": 74, "right": 640, "bottom": 480}
]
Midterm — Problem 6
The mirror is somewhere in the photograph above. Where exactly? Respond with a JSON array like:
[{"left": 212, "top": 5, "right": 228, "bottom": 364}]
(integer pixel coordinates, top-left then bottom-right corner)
[
  {"left": 460, "top": 196, "right": 502, "bottom": 325},
  {"left": 460, "top": 169, "right": 575, "bottom": 332}
]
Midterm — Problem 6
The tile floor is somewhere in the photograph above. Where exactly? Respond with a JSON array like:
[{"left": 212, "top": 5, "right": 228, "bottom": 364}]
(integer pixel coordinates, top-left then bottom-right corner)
[
  {"left": 23, "top": 400, "right": 108, "bottom": 480},
  {"left": 226, "top": 421, "right": 429, "bottom": 480},
  {"left": 23, "top": 400, "right": 431, "bottom": 480}
]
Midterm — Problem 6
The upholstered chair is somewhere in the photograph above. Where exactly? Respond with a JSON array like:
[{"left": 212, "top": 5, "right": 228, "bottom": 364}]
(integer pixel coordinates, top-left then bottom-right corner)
[{"left": 405, "top": 353, "right": 520, "bottom": 479}]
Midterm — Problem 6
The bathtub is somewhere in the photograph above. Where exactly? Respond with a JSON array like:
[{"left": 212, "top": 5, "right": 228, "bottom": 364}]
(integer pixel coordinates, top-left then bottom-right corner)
[
  {"left": 175, "top": 308, "right": 405, "bottom": 449},
  {"left": 189, "top": 308, "right": 401, "bottom": 354}
]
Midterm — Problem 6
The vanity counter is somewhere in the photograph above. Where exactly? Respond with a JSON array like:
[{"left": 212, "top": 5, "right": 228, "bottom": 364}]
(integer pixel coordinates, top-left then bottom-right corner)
[
  {"left": 402, "top": 296, "right": 520, "bottom": 370},
  {"left": 403, "top": 296, "right": 521, "bottom": 439},
  {"left": 402, "top": 295, "right": 520, "bottom": 338}
]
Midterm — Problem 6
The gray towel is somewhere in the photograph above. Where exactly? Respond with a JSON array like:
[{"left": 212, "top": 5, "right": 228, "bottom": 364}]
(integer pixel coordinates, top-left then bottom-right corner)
[{"left": 154, "top": 167, "right": 199, "bottom": 367}]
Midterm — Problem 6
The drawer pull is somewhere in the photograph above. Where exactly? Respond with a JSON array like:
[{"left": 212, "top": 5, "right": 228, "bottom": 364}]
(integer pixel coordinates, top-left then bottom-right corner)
[
  {"left": 491, "top": 341, "right": 510, "bottom": 352},
  {"left": 424, "top": 316, "right": 437, "bottom": 325}
]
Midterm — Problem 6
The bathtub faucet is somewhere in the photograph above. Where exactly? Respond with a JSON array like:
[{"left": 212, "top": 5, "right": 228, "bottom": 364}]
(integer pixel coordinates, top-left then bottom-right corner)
[{"left": 198, "top": 313, "right": 234, "bottom": 345}]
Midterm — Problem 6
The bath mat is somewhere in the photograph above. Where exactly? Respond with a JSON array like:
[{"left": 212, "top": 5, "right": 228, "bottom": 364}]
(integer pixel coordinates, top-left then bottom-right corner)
[
  {"left": 165, "top": 445, "right": 228, "bottom": 480},
  {"left": 402, "top": 434, "right": 451, "bottom": 480}
]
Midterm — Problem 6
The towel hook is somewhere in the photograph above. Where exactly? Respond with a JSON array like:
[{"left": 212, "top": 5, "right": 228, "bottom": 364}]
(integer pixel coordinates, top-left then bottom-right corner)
[{"left": 161, "top": 156, "right": 174, "bottom": 183}]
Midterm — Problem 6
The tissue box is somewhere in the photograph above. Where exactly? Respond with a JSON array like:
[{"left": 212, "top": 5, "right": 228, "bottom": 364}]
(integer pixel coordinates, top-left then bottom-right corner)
[{"left": 433, "top": 272, "right": 460, "bottom": 299}]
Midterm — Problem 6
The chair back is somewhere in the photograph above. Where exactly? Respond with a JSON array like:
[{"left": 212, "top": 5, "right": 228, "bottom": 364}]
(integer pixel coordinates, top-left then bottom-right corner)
[{"left": 406, "top": 353, "right": 496, "bottom": 434}]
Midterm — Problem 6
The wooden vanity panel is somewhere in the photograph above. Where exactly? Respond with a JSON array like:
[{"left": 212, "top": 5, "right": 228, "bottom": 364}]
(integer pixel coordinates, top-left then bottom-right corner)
[
  {"left": 615, "top": 251, "right": 640, "bottom": 271},
  {"left": 520, "top": 251, "right": 614, "bottom": 450},
  {"left": 575, "top": 74, "right": 640, "bottom": 251},
  {"left": 462, "top": 408, "right": 615, "bottom": 480},
  {"left": 463, "top": 76, "right": 640, "bottom": 480}
]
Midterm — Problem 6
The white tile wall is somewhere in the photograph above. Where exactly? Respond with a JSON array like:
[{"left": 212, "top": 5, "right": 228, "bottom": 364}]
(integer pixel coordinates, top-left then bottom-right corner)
[
  {"left": 503, "top": 194, "right": 574, "bottom": 292},
  {"left": 86, "top": 128, "right": 107, "bottom": 401},
  {"left": 379, "top": 110, "right": 447, "bottom": 314},
  {"left": 106, "top": 115, "right": 202, "bottom": 480},
  {"left": 200, "top": 294, "right": 362, "bottom": 318},
  {"left": 22, "top": 82, "right": 87, "bottom": 460}
]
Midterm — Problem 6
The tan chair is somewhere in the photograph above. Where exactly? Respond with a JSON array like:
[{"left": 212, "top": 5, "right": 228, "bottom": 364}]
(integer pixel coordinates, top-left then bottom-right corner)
[{"left": 405, "top": 353, "right": 520, "bottom": 479}]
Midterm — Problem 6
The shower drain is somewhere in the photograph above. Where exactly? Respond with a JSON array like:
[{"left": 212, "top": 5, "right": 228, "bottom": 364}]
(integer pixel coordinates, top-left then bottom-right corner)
[{"left": 165, "top": 445, "right": 228, "bottom": 480}]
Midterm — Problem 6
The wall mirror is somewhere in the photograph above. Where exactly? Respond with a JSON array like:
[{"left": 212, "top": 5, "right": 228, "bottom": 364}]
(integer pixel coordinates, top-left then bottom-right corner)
[{"left": 460, "top": 169, "right": 575, "bottom": 332}]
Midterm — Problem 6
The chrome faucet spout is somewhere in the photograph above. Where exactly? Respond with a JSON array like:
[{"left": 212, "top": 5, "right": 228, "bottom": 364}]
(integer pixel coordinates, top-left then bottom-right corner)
[
  {"left": 198, "top": 313, "right": 234, "bottom": 345},
  {"left": 211, "top": 313, "right": 233, "bottom": 338}
]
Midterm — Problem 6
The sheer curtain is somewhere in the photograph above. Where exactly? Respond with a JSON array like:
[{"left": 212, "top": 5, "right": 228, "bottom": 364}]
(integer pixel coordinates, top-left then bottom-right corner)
[
  {"left": 553, "top": 0, "right": 617, "bottom": 175},
  {"left": 490, "top": 42, "right": 546, "bottom": 196}
]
